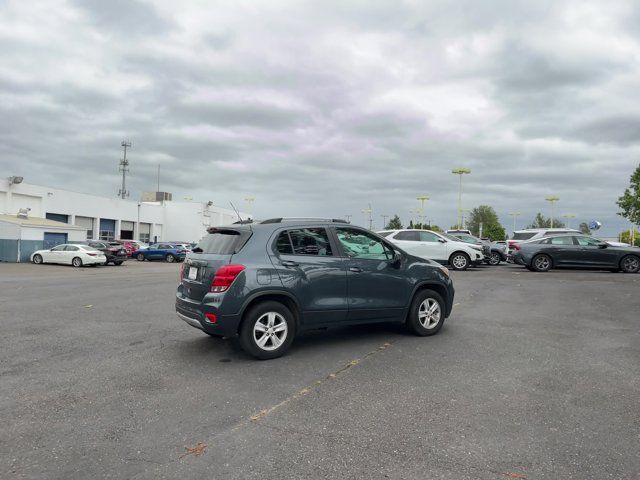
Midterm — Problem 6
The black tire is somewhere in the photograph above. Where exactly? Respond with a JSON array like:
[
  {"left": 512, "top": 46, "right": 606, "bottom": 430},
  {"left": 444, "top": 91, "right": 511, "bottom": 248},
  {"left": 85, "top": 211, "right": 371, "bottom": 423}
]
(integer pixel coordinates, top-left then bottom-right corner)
[
  {"left": 136, "top": 253, "right": 145, "bottom": 261},
  {"left": 239, "top": 301, "right": 296, "bottom": 360},
  {"left": 620, "top": 255, "right": 640, "bottom": 273},
  {"left": 165, "top": 254, "right": 175, "bottom": 263},
  {"left": 531, "top": 254, "right": 552, "bottom": 272},
  {"left": 406, "top": 289, "right": 446, "bottom": 336},
  {"left": 114, "top": 261, "right": 124, "bottom": 266},
  {"left": 32, "top": 254, "right": 43, "bottom": 264},
  {"left": 449, "top": 252, "right": 470, "bottom": 271},
  {"left": 72, "top": 257, "right": 83, "bottom": 268},
  {"left": 488, "top": 252, "right": 501, "bottom": 266}
]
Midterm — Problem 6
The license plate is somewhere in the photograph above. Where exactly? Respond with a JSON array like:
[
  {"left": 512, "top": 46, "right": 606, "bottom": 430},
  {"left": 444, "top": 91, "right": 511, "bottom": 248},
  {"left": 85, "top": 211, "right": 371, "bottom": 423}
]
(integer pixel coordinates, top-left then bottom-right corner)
[{"left": 188, "top": 267, "right": 198, "bottom": 280}]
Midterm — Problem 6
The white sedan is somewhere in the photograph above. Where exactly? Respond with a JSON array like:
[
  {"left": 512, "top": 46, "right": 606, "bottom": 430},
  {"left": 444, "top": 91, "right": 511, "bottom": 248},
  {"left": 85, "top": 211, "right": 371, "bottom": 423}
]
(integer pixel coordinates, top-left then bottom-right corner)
[
  {"left": 31, "top": 244, "right": 107, "bottom": 267},
  {"left": 378, "top": 229, "right": 484, "bottom": 270}
]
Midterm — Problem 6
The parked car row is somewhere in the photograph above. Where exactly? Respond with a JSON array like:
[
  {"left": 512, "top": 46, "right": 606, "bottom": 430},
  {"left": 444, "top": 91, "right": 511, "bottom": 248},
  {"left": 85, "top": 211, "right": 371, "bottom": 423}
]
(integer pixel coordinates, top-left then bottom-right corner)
[{"left": 31, "top": 240, "right": 189, "bottom": 266}]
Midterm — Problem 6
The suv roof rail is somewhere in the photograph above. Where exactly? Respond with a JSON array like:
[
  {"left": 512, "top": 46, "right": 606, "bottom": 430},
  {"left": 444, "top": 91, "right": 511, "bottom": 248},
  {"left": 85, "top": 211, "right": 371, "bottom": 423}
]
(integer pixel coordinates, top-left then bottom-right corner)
[{"left": 260, "top": 217, "right": 349, "bottom": 224}]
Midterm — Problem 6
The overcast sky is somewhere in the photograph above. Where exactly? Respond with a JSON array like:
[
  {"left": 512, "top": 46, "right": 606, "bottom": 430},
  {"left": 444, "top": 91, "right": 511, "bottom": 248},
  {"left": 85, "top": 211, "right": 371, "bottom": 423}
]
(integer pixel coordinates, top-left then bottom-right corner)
[{"left": 1, "top": 0, "right": 639, "bottom": 235}]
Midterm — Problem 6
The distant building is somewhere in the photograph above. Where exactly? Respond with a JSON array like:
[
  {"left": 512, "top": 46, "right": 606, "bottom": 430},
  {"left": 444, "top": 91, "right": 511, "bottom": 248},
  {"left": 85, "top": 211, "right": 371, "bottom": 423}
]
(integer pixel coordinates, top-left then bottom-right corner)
[{"left": 0, "top": 180, "right": 247, "bottom": 262}]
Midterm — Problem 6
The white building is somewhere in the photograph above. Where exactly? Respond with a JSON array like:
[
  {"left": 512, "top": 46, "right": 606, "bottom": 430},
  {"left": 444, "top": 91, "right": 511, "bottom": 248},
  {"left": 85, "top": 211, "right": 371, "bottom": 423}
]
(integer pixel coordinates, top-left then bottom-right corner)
[{"left": 0, "top": 179, "right": 247, "bottom": 262}]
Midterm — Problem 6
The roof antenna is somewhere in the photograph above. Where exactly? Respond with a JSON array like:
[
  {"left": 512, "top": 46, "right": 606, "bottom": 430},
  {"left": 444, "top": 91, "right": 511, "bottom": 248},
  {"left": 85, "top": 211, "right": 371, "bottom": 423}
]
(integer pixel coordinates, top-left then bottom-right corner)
[{"left": 230, "top": 201, "right": 251, "bottom": 231}]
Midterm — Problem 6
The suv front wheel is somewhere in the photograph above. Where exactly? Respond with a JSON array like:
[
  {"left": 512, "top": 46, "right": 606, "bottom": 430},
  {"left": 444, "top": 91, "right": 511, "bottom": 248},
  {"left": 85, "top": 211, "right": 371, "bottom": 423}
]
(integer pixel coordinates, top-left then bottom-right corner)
[
  {"left": 449, "top": 252, "right": 470, "bottom": 271},
  {"left": 239, "top": 301, "right": 296, "bottom": 360},
  {"left": 406, "top": 289, "right": 445, "bottom": 336}
]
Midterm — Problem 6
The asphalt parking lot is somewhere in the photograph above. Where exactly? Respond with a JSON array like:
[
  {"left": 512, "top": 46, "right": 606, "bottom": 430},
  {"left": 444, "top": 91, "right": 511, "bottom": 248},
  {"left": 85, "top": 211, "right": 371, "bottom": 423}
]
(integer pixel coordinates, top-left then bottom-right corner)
[{"left": 1, "top": 260, "right": 639, "bottom": 479}]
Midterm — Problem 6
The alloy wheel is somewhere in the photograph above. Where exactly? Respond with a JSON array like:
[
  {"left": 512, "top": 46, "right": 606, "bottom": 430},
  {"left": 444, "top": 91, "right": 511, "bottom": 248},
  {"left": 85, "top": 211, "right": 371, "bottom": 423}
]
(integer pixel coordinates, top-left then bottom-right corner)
[
  {"left": 72, "top": 257, "right": 82, "bottom": 268},
  {"left": 534, "top": 255, "right": 551, "bottom": 271},
  {"left": 622, "top": 256, "right": 640, "bottom": 273},
  {"left": 418, "top": 298, "right": 441, "bottom": 329},
  {"left": 452, "top": 254, "right": 468, "bottom": 270},
  {"left": 33, "top": 254, "right": 42, "bottom": 264},
  {"left": 489, "top": 252, "right": 501, "bottom": 265},
  {"left": 253, "top": 312, "right": 288, "bottom": 351}
]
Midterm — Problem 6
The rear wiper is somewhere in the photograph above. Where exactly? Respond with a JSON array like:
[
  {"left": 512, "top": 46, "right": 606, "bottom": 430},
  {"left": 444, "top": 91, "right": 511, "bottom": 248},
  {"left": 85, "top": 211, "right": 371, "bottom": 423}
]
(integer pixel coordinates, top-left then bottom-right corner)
[{"left": 191, "top": 247, "right": 203, "bottom": 253}]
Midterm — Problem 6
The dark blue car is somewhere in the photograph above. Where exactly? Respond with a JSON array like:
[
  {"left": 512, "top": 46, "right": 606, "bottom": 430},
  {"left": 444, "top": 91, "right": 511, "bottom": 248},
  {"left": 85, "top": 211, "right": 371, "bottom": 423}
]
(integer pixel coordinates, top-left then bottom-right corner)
[
  {"left": 176, "top": 218, "right": 455, "bottom": 359},
  {"left": 134, "top": 243, "right": 186, "bottom": 263}
]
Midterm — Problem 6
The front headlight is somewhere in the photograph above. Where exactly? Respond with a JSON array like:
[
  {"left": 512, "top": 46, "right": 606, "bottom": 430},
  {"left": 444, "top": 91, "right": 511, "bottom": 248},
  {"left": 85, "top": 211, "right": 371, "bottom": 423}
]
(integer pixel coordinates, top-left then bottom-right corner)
[{"left": 438, "top": 265, "right": 450, "bottom": 278}]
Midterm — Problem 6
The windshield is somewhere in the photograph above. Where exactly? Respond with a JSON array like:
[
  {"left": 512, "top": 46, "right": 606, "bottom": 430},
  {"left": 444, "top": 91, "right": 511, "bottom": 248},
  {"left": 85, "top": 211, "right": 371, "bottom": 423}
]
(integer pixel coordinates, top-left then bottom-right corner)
[{"left": 440, "top": 232, "right": 462, "bottom": 242}]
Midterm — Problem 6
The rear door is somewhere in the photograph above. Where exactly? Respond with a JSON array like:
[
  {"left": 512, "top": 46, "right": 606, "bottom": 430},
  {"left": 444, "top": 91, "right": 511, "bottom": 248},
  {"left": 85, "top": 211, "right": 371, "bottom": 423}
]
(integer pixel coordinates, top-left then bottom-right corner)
[
  {"left": 270, "top": 227, "right": 348, "bottom": 324},
  {"left": 334, "top": 227, "right": 410, "bottom": 322},
  {"left": 540, "top": 236, "right": 575, "bottom": 265},
  {"left": 389, "top": 231, "right": 421, "bottom": 255}
]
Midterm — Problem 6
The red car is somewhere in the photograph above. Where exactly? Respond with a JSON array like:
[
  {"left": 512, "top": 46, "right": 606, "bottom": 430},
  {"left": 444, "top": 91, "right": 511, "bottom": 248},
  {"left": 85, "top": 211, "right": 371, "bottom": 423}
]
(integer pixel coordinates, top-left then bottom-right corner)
[{"left": 115, "top": 240, "right": 144, "bottom": 257}]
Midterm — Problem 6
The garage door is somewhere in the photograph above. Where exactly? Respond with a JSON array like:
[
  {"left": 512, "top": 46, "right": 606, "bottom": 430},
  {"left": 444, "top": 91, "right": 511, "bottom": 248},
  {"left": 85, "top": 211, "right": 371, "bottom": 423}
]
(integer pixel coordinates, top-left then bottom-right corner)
[
  {"left": 99, "top": 219, "right": 116, "bottom": 241},
  {"left": 120, "top": 221, "right": 134, "bottom": 240},
  {"left": 43, "top": 232, "right": 68, "bottom": 249}
]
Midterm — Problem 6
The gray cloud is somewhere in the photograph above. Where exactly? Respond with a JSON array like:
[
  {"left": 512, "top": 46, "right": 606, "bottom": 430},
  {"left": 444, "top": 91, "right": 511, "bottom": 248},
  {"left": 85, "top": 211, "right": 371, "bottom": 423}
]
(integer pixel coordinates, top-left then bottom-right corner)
[{"left": 1, "top": 0, "right": 639, "bottom": 235}]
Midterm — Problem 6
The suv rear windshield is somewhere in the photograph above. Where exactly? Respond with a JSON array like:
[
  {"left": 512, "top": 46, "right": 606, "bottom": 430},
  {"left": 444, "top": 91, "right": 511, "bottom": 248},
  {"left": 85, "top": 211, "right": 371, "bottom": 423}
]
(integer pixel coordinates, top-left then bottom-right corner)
[
  {"left": 512, "top": 232, "right": 536, "bottom": 240},
  {"left": 194, "top": 230, "right": 249, "bottom": 254}
]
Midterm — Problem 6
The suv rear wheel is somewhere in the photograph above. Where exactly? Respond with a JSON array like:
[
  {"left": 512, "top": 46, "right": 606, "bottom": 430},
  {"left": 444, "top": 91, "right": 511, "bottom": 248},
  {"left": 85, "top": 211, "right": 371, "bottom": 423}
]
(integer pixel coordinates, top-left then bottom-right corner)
[
  {"left": 239, "top": 301, "right": 296, "bottom": 360},
  {"left": 406, "top": 289, "right": 445, "bottom": 336},
  {"left": 488, "top": 252, "right": 501, "bottom": 265}
]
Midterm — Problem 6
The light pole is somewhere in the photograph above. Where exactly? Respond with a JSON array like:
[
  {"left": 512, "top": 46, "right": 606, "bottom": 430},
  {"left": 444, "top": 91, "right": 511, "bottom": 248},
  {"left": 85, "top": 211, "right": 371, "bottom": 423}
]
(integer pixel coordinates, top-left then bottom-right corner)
[
  {"left": 416, "top": 195, "right": 429, "bottom": 229},
  {"left": 362, "top": 204, "right": 373, "bottom": 230},
  {"left": 380, "top": 214, "right": 389, "bottom": 229},
  {"left": 562, "top": 213, "right": 576, "bottom": 229},
  {"left": 244, "top": 196, "right": 255, "bottom": 220},
  {"left": 452, "top": 168, "right": 471, "bottom": 228},
  {"left": 545, "top": 196, "right": 560, "bottom": 228},
  {"left": 509, "top": 211, "right": 521, "bottom": 234}
]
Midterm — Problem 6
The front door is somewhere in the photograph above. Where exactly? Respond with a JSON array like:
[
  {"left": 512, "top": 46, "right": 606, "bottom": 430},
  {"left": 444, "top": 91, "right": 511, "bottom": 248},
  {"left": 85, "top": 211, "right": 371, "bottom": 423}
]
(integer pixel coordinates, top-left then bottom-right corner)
[
  {"left": 541, "top": 235, "right": 575, "bottom": 265},
  {"left": 334, "top": 227, "right": 410, "bottom": 322},
  {"left": 571, "top": 236, "right": 619, "bottom": 267},
  {"left": 270, "top": 227, "right": 348, "bottom": 325}
]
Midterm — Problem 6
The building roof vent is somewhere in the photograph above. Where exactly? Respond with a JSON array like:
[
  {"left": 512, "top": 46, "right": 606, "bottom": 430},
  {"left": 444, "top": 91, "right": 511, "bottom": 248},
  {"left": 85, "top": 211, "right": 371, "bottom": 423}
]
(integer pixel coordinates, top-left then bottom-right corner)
[{"left": 17, "top": 207, "right": 30, "bottom": 219}]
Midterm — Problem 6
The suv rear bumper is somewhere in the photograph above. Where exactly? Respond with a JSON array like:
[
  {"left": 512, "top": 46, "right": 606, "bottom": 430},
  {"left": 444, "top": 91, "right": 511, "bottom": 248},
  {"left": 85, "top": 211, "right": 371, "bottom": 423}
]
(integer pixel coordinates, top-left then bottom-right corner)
[{"left": 175, "top": 293, "right": 241, "bottom": 337}]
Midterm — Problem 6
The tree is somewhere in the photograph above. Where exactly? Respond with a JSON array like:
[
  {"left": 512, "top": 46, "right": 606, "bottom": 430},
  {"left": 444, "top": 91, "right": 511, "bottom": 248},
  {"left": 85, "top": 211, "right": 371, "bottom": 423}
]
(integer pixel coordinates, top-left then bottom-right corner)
[
  {"left": 620, "top": 229, "right": 640, "bottom": 247},
  {"left": 579, "top": 222, "right": 591, "bottom": 235},
  {"left": 467, "top": 205, "right": 500, "bottom": 237},
  {"left": 483, "top": 223, "right": 506, "bottom": 241},
  {"left": 616, "top": 164, "right": 640, "bottom": 226},
  {"left": 385, "top": 215, "right": 403, "bottom": 230},
  {"left": 527, "top": 212, "right": 565, "bottom": 229}
]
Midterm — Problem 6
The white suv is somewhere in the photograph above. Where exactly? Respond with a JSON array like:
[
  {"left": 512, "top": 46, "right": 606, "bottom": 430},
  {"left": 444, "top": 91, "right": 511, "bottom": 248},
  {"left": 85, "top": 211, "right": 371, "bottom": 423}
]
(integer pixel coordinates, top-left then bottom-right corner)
[{"left": 378, "top": 229, "right": 484, "bottom": 270}]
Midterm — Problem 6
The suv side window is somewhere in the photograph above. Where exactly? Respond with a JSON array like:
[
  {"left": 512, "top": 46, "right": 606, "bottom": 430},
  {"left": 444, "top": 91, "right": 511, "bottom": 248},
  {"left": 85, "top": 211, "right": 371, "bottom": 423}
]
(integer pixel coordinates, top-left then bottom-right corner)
[
  {"left": 64, "top": 245, "right": 79, "bottom": 251},
  {"left": 278, "top": 228, "right": 333, "bottom": 256},
  {"left": 419, "top": 231, "right": 440, "bottom": 242},
  {"left": 335, "top": 228, "right": 392, "bottom": 260},
  {"left": 394, "top": 231, "right": 420, "bottom": 241}
]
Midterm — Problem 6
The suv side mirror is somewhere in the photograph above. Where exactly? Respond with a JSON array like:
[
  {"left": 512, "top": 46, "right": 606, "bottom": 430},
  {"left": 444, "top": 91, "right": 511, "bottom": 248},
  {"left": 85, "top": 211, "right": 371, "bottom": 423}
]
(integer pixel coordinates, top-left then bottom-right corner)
[
  {"left": 438, "top": 238, "right": 446, "bottom": 243},
  {"left": 598, "top": 243, "right": 608, "bottom": 249},
  {"left": 390, "top": 251, "right": 402, "bottom": 267}
]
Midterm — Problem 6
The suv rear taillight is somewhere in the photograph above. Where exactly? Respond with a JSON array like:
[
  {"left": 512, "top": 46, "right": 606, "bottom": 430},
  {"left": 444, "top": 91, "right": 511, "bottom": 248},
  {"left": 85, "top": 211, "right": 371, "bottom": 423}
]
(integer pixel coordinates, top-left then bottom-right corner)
[
  {"left": 511, "top": 243, "right": 521, "bottom": 251},
  {"left": 179, "top": 263, "right": 185, "bottom": 281},
  {"left": 211, "top": 264, "right": 245, "bottom": 292}
]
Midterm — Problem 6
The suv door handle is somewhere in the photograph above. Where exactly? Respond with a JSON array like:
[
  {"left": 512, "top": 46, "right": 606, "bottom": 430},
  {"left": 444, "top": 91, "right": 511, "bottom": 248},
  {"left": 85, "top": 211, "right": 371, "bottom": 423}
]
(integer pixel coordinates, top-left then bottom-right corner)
[
  {"left": 349, "top": 267, "right": 362, "bottom": 273},
  {"left": 281, "top": 260, "right": 298, "bottom": 267}
]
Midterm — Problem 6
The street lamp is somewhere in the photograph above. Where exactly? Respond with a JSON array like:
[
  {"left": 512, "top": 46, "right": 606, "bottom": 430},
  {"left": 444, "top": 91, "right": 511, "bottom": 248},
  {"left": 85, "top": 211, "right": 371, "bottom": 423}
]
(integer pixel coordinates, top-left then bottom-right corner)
[
  {"left": 416, "top": 195, "right": 429, "bottom": 229},
  {"left": 452, "top": 168, "right": 471, "bottom": 228},
  {"left": 545, "top": 196, "right": 560, "bottom": 228},
  {"left": 562, "top": 213, "right": 576, "bottom": 229},
  {"left": 508, "top": 211, "right": 521, "bottom": 234}
]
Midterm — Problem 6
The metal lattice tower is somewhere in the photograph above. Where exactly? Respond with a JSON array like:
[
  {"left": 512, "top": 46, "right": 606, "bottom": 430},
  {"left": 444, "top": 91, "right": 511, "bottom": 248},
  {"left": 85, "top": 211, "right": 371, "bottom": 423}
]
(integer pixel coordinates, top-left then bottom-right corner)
[{"left": 118, "top": 140, "right": 131, "bottom": 199}]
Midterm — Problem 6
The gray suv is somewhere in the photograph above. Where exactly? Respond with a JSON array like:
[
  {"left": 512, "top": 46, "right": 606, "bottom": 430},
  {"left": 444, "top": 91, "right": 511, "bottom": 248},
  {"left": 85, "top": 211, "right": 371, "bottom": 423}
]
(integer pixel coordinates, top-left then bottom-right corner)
[{"left": 176, "top": 218, "right": 455, "bottom": 359}]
